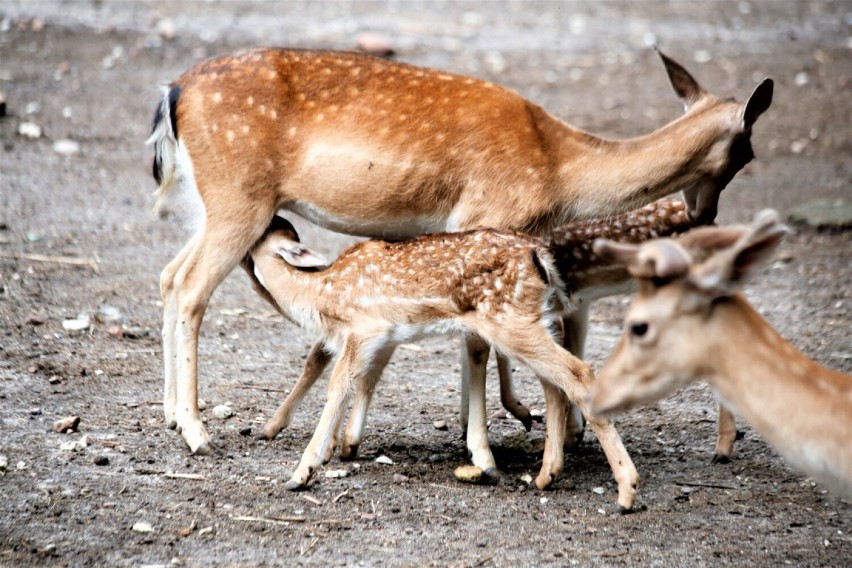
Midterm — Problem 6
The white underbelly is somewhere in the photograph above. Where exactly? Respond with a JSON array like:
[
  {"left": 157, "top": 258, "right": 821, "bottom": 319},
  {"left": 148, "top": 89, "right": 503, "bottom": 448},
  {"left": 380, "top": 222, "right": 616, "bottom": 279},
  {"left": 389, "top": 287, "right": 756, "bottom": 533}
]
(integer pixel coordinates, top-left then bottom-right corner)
[{"left": 284, "top": 200, "right": 450, "bottom": 240}]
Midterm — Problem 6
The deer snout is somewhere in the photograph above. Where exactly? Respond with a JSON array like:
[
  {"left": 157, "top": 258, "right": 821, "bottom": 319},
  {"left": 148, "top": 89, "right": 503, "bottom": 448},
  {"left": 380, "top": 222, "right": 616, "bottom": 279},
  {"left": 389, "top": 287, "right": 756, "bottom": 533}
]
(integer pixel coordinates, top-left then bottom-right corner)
[{"left": 682, "top": 182, "right": 721, "bottom": 227}]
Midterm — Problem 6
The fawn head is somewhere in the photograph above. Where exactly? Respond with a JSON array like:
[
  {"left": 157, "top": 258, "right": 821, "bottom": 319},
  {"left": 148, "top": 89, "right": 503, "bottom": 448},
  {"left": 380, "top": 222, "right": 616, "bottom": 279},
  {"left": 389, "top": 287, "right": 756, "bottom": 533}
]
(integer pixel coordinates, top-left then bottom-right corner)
[
  {"left": 253, "top": 216, "right": 330, "bottom": 270},
  {"left": 588, "top": 209, "right": 789, "bottom": 415}
]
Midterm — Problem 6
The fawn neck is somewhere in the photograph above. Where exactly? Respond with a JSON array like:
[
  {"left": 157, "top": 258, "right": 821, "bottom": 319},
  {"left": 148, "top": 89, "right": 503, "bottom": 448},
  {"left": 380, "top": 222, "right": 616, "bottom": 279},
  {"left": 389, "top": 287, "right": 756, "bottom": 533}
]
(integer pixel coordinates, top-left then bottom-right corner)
[{"left": 549, "top": 198, "right": 692, "bottom": 298}]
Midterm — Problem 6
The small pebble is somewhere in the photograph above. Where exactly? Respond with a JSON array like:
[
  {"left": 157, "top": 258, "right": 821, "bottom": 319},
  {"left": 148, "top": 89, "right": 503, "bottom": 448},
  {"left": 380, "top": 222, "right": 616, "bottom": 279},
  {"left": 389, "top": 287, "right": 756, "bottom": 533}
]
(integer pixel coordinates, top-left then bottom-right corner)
[
  {"left": 211, "top": 405, "right": 234, "bottom": 420},
  {"left": 52, "top": 139, "right": 80, "bottom": 156},
  {"left": 53, "top": 416, "right": 80, "bottom": 433},
  {"left": 453, "top": 464, "right": 483, "bottom": 484},
  {"left": 592, "top": 486, "right": 606, "bottom": 495},
  {"left": 375, "top": 455, "right": 393, "bottom": 465},
  {"left": 325, "top": 469, "right": 349, "bottom": 479},
  {"left": 24, "top": 315, "right": 44, "bottom": 326},
  {"left": 62, "top": 316, "right": 90, "bottom": 332},
  {"left": 392, "top": 473, "right": 409, "bottom": 484},
  {"left": 93, "top": 455, "right": 109, "bottom": 466},
  {"left": 0, "top": 455, "right": 7, "bottom": 472},
  {"left": 18, "top": 121, "right": 42, "bottom": 139},
  {"left": 239, "top": 427, "right": 252, "bottom": 437},
  {"left": 131, "top": 521, "right": 154, "bottom": 533},
  {"left": 433, "top": 420, "right": 448, "bottom": 431},
  {"left": 355, "top": 32, "right": 394, "bottom": 57}
]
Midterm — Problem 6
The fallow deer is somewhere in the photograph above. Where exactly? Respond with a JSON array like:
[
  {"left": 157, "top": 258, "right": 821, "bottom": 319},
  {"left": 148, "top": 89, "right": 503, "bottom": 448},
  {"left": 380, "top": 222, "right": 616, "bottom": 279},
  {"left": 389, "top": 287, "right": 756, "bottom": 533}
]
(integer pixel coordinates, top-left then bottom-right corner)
[
  {"left": 246, "top": 216, "right": 640, "bottom": 509},
  {"left": 589, "top": 211, "right": 852, "bottom": 498},
  {"left": 257, "top": 198, "right": 739, "bottom": 466},
  {"left": 149, "top": 46, "right": 772, "bottom": 456}
]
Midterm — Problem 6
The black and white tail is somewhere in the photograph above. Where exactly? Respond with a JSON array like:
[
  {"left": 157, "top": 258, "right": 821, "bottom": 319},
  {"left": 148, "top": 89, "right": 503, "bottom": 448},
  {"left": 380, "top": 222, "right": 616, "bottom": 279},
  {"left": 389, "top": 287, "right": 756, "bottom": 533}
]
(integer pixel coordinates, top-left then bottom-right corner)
[{"left": 146, "top": 85, "right": 181, "bottom": 212}]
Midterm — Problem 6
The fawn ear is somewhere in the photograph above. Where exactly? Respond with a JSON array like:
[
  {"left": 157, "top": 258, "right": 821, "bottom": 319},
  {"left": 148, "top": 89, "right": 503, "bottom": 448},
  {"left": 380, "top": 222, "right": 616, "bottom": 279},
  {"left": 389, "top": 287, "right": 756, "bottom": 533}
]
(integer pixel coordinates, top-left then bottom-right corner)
[
  {"left": 657, "top": 48, "right": 707, "bottom": 110},
  {"left": 594, "top": 238, "right": 690, "bottom": 279},
  {"left": 275, "top": 243, "right": 329, "bottom": 269},
  {"left": 689, "top": 209, "right": 789, "bottom": 296},
  {"left": 741, "top": 78, "right": 773, "bottom": 130},
  {"left": 593, "top": 239, "right": 639, "bottom": 266}
]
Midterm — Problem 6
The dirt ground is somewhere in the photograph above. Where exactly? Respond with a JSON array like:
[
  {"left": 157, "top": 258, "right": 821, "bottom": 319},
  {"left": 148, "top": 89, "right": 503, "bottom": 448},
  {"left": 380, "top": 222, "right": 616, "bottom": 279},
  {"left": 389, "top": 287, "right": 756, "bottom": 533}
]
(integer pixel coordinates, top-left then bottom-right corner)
[{"left": 1, "top": 1, "right": 850, "bottom": 566}]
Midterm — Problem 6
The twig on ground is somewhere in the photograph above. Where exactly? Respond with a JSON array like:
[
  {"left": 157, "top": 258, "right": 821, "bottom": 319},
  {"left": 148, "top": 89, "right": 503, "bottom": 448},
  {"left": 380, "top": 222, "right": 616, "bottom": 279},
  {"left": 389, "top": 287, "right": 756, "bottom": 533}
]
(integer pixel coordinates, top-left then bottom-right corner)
[
  {"left": 302, "top": 494, "right": 323, "bottom": 506},
  {"left": 674, "top": 479, "right": 738, "bottom": 490},
  {"left": 234, "top": 384, "right": 292, "bottom": 394},
  {"left": 0, "top": 251, "right": 100, "bottom": 273},
  {"left": 332, "top": 489, "right": 349, "bottom": 504},
  {"left": 165, "top": 472, "right": 206, "bottom": 481},
  {"left": 233, "top": 515, "right": 305, "bottom": 525}
]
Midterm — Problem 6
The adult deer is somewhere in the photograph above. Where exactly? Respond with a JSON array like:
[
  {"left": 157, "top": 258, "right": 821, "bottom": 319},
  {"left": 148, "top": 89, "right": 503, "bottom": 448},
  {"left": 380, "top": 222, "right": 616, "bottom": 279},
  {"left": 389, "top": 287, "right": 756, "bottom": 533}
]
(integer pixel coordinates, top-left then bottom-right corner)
[
  {"left": 149, "top": 46, "right": 773, "bottom": 456},
  {"left": 589, "top": 211, "right": 852, "bottom": 498},
  {"left": 246, "top": 216, "right": 639, "bottom": 509}
]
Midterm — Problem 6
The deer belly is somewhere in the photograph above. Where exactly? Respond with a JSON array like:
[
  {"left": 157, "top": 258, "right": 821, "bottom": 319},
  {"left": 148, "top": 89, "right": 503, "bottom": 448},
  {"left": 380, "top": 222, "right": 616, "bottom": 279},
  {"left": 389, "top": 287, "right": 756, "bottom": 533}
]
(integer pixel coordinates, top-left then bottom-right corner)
[{"left": 284, "top": 200, "right": 449, "bottom": 239}]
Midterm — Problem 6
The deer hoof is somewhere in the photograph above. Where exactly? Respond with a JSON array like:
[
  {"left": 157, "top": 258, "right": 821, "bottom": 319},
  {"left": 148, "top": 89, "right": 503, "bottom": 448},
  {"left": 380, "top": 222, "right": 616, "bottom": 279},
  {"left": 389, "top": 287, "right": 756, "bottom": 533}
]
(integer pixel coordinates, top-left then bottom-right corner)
[
  {"left": 340, "top": 444, "right": 359, "bottom": 461},
  {"left": 284, "top": 479, "right": 306, "bottom": 492},
  {"left": 711, "top": 453, "right": 731, "bottom": 465},
  {"left": 482, "top": 467, "right": 502, "bottom": 484}
]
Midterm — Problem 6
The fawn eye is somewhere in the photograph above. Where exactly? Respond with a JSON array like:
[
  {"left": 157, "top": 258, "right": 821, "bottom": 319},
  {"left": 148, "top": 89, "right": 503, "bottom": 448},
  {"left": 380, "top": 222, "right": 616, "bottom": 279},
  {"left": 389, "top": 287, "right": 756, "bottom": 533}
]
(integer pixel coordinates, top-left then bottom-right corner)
[{"left": 630, "top": 322, "right": 649, "bottom": 338}]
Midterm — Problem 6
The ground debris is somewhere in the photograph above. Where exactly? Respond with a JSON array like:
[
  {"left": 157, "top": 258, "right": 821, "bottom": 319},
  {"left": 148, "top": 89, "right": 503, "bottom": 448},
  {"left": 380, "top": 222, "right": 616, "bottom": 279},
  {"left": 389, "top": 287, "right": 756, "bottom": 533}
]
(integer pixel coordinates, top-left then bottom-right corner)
[
  {"left": 131, "top": 521, "right": 154, "bottom": 533},
  {"left": 211, "top": 405, "right": 234, "bottom": 420},
  {"left": 454, "top": 465, "right": 484, "bottom": 484},
  {"left": 53, "top": 415, "right": 80, "bottom": 433}
]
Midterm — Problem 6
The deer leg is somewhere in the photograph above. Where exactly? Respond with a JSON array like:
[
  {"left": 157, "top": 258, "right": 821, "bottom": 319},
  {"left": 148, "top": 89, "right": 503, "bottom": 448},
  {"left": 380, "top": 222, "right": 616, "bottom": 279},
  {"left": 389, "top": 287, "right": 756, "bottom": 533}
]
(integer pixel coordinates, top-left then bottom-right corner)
[
  {"left": 286, "top": 336, "right": 365, "bottom": 490},
  {"left": 260, "top": 340, "right": 333, "bottom": 440},
  {"left": 168, "top": 202, "right": 276, "bottom": 455},
  {"left": 496, "top": 354, "right": 537, "bottom": 431},
  {"left": 713, "top": 404, "right": 737, "bottom": 464},
  {"left": 340, "top": 344, "right": 396, "bottom": 460},
  {"left": 161, "top": 233, "right": 200, "bottom": 430},
  {"left": 537, "top": 382, "right": 567, "bottom": 489},
  {"left": 463, "top": 334, "right": 499, "bottom": 478},
  {"left": 561, "top": 306, "right": 590, "bottom": 447},
  {"left": 480, "top": 320, "right": 639, "bottom": 511}
]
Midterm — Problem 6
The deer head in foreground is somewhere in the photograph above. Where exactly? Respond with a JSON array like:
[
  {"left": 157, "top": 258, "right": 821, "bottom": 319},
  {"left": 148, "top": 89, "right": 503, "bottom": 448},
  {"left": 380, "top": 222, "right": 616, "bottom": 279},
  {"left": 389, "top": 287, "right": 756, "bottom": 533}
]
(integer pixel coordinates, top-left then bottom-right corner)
[
  {"left": 150, "top": 46, "right": 772, "bottom": 456},
  {"left": 589, "top": 212, "right": 852, "bottom": 497}
]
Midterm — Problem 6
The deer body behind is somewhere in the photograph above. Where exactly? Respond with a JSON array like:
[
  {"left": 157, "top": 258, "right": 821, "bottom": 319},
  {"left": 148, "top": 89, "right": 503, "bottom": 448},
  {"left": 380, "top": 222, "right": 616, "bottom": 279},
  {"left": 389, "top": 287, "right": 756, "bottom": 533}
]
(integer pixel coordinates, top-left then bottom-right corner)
[
  {"left": 151, "top": 47, "right": 773, "bottom": 455},
  {"left": 248, "top": 218, "right": 639, "bottom": 509}
]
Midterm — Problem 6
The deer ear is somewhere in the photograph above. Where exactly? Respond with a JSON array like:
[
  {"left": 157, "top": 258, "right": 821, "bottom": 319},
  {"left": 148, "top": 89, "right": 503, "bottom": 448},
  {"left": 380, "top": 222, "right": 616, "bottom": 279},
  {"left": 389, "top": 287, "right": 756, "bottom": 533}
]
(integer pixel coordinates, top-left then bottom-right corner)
[
  {"left": 675, "top": 225, "right": 749, "bottom": 263},
  {"left": 657, "top": 48, "right": 706, "bottom": 110},
  {"left": 741, "top": 78, "right": 773, "bottom": 129},
  {"left": 275, "top": 243, "right": 329, "bottom": 269},
  {"left": 593, "top": 239, "right": 639, "bottom": 266},
  {"left": 689, "top": 209, "right": 789, "bottom": 296}
]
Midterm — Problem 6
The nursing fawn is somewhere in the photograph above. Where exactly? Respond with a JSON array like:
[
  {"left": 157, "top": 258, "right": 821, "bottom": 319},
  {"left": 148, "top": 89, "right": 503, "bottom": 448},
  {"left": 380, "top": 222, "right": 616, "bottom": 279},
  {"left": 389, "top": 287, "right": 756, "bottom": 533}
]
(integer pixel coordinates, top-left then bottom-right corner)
[{"left": 246, "top": 217, "right": 639, "bottom": 510}]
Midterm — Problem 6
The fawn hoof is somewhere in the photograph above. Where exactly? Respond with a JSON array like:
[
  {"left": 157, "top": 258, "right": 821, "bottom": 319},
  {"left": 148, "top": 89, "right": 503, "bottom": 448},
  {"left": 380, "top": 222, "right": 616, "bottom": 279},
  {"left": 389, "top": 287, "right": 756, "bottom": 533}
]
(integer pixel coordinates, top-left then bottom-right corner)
[
  {"left": 617, "top": 503, "right": 645, "bottom": 515},
  {"left": 482, "top": 467, "right": 502, "bottom": 484},
  {"left": 535, "top": 473, "right": 556, "bottom": 491},
  {"left": 284, "top": 479, "right": 306, "bottom": 492},
  {"left": 712, "top": 453, "right": 731, "bottom": 465},
  {"left": 735, "top": 430, "right": 745, "bottom": 441},
  {"left": 340, "top": 444, "right": 359, "bottom": 461},
  {"left": 191, "top": 442, "right": 213, "bottom": 456}
]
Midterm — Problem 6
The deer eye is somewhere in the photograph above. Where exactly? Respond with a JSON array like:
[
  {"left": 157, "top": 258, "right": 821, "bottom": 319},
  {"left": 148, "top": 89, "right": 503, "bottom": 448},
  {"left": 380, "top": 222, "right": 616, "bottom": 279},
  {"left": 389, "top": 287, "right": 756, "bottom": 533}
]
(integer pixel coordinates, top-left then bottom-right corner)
[{"left": 629, "top": 322, "right": 649, "bottom": 338}]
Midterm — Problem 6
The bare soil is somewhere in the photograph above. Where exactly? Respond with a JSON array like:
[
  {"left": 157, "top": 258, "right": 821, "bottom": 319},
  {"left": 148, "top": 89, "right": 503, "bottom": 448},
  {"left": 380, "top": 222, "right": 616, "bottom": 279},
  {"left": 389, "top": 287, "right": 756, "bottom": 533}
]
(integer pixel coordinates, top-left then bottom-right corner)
[{"left": 0, "top": 2, "right": 849, "bottom": 566}]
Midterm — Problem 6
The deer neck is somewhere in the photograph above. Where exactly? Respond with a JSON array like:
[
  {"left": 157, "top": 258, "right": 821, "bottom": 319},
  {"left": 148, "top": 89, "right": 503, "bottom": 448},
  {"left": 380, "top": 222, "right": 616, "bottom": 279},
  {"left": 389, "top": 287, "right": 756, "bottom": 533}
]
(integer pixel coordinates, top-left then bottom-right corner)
[
  {"left": 545, "top": 105, "right": 725, "bottom": 221},
  {"left": 703, "top": 296, "right": 851, "bottom": 483},
  {"left": 252, "top": 254, "right": 324, "bottom": 325}
]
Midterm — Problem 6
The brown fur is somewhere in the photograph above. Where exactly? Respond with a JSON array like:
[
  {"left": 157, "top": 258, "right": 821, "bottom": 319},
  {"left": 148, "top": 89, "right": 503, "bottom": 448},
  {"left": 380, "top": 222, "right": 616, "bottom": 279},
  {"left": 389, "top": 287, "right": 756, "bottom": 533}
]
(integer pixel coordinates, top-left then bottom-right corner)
[{"left": 149, "top": 48, "right": 771, "bottom": 462}]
